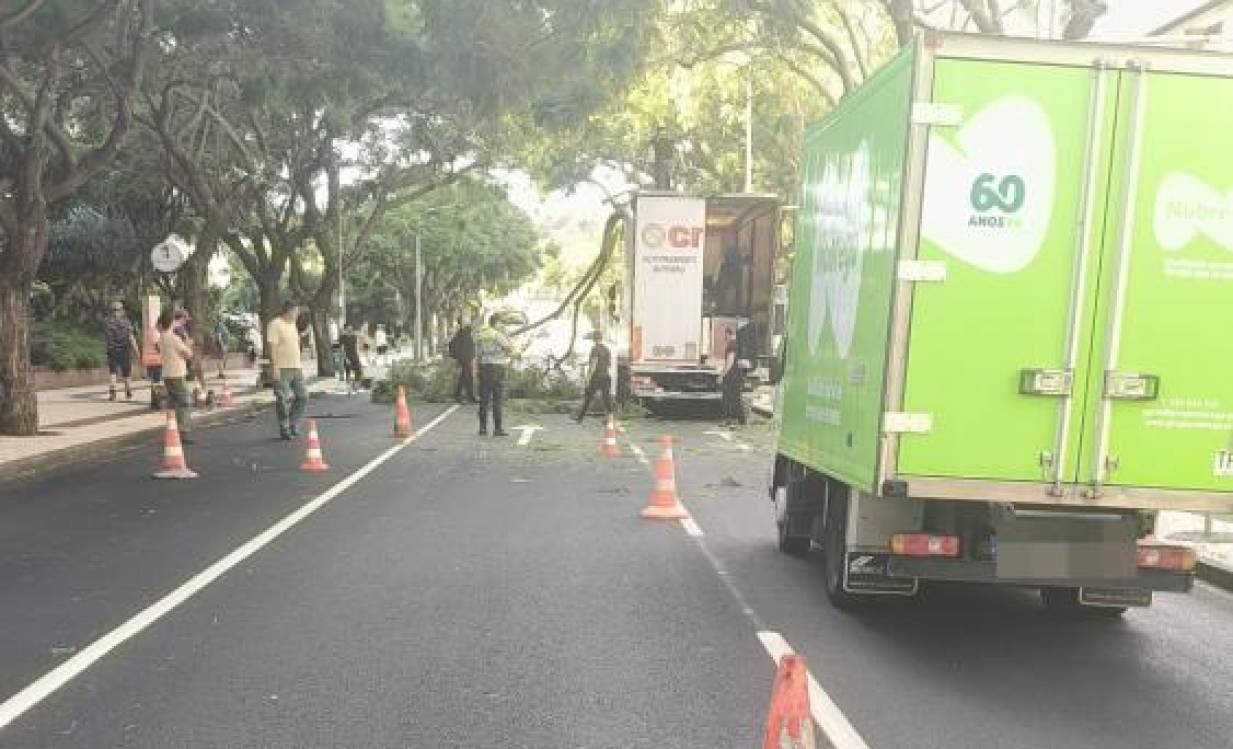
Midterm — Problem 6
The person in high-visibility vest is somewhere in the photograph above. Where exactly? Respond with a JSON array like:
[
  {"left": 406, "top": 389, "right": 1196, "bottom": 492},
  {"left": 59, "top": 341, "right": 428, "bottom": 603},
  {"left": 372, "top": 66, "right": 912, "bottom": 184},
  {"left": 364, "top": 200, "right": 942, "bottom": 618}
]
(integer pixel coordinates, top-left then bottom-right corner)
[{"left": 472, "top": 314, "right": 517, "bottom": 437}]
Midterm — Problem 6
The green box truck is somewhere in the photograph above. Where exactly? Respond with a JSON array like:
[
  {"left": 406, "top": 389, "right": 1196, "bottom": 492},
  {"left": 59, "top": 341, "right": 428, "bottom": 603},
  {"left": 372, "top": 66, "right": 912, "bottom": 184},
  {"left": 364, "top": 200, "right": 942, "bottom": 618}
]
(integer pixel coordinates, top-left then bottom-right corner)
[{"left": 770, "top": 32, "right": 1233, "bottom": 613}]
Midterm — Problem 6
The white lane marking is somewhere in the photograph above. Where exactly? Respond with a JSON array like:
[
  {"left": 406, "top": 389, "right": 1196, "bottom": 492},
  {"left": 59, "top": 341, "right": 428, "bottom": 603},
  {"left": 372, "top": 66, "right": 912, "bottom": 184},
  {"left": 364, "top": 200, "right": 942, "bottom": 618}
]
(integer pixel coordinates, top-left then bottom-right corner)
[
  {"left": 703, "top": 429, "right": 733, "bottom": 442},
  {"left": 629, "top": 443, "right": 649, "bottom": 466},
  {"left": 737, "top": 442, "right": 752, "bottom": 453},
  {"left": 757, "top": 631, "right": 872, "bottom": 749},
  {"left": 512, "top": 424, "right": 542, "bottom": 446},
  {"left": 680, "top": 517, "right": 704, "bottom": 537},
  {"left": 0, "top": 405, "right": 460, "bottom": 731}
]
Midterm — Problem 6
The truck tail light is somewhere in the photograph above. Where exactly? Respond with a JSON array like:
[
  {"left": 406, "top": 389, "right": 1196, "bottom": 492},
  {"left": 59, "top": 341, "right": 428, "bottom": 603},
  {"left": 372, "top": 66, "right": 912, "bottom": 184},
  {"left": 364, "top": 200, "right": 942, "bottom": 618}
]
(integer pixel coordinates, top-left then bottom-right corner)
[
  {"left": 889, "top": 533, "right": 959, "bottom": 557},
  {"left": 1136, "top": 545, "right": 1196, "bottom": 572}
]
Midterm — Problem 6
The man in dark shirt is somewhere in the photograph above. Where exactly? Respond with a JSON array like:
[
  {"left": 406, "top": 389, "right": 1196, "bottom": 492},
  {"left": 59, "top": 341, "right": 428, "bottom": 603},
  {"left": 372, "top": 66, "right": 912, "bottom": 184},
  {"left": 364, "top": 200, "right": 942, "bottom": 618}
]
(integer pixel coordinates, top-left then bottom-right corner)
[
  {"left": 339, "top": 324, "right": 364, "bottom": 394},
  {"left": 575, "top": 331, "right": 614, "bottom": 422},
  {"left": 103, "top": 301, "right": 137, "bottom": 401},
  {"left": 720, "top": 324, "right": 746, "bottom": 426},
  {"left": 448, "top": 319, "right": 477, "bottom": 404}
]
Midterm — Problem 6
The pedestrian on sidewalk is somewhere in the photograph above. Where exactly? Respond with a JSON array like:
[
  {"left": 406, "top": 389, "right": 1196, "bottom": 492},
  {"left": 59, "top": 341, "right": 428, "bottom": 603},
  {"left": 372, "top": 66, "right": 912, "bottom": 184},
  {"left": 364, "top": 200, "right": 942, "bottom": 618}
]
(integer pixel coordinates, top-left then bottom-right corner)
[
  {"left": 213, "top": 319, "right": 230, "bottom": 380},
  {"left": 158, "top": 310, "right": 196, "bottom": 443},
  {"left": 267, "top": 300, "right": 309, "bottom": 440},
  {"left": 473, "top": 313, "right": 516, "bottom": 437},
  {"left": 575, "top": 331, "right": 614, "bottom": 422},
  {"left": 447, "top": 318, "right": 477, "bottom": 404},
  {"left": 103, "top": 301, "right": 138, "bottom": 401},
  {"left": 339, "top": 323, "right": 364, "bottom": 394}
]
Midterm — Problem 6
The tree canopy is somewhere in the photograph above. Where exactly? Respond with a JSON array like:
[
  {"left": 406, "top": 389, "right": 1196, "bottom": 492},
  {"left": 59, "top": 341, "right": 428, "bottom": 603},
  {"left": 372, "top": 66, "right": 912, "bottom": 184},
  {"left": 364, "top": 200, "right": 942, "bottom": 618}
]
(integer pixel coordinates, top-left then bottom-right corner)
[{"left": 0, "top": 0, "right": 1110, "bottom": 434}]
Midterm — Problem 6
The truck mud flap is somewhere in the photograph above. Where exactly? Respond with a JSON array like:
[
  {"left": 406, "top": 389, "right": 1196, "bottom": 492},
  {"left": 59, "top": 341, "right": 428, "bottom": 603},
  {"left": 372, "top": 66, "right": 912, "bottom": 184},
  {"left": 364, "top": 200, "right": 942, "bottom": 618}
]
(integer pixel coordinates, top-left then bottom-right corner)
[
  {"left": 1080, "top": 587, "right": 1153, "bottom": 608},
  {"left": 844, "top": 552, "right": 919, "bottom": 595}
]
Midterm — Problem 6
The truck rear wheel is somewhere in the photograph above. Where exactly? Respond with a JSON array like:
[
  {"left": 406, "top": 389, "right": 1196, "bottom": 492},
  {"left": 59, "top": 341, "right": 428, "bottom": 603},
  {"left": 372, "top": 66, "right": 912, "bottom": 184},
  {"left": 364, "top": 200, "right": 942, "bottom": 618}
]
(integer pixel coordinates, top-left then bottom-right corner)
[
  {"left": 775, "top": 478, "right": 812, "bottom": 556},
  {"left": 823, "top": 483, "right": 859, "bottom": 609},
  {"left": 1040, "top": 586, "right": 1127, "bottom": 618}
]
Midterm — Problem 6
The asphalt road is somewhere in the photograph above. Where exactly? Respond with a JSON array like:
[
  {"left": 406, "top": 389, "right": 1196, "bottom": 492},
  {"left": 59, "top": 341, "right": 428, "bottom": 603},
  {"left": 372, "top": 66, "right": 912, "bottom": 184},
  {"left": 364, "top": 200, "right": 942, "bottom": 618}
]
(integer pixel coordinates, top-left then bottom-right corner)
[{"left": 2, "top": 400, "right": 1233, "bottom": 748}]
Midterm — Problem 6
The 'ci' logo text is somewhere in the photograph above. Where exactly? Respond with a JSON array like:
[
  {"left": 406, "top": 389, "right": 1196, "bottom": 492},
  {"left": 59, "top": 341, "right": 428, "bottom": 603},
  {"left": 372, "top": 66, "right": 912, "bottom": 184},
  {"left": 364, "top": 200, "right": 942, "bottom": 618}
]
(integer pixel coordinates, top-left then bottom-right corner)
[
  {"left": 641, "top": 224, "right": 704, "bottom": 249},
  {"left": 969, "top": 173, "right": 1026, "bottom": 228}
]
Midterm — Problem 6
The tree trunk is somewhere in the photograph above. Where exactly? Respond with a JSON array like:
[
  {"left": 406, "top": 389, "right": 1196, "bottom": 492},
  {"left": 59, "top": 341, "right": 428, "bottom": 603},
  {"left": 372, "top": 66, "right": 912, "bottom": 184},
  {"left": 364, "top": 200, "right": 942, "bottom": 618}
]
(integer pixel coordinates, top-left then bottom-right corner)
[
  {"left": 652, "top": 128, "right": 676, "bottom": 190},
  {"left": 309, "top": 307, "right": 333, "bottom": 376},
  {"left": 256, "top": 279, "right": 282, "bottom": 386},
  {"left": 0, "top": 204, "right": 49, "bottom": 436},
  {"left": 177, "top": 232, "right": 216, "bottom": 378},
  {"left": 0, "top": 274, "right": 38, "bottom": 435}
]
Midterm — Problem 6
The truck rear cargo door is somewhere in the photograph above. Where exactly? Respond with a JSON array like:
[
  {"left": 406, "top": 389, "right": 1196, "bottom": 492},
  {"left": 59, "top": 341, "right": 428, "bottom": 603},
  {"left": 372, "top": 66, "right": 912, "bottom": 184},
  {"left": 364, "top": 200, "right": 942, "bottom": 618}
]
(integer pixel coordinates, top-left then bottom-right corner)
[
  {"left": 1079, "top": 69, "right": 1233, "bottom": 495},
  {"left": 897, "top": 59, "right": 1118, "bottom": 483},
  {"left": 631, "top": 195, "right": 707, "bottom": 363}
]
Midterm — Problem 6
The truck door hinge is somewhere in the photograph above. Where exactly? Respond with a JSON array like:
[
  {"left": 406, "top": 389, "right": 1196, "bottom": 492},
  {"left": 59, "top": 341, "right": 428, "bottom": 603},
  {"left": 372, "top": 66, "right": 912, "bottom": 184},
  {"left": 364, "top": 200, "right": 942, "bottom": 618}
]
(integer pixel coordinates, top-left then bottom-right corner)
[
  {"left": 897, "top": 260, "right": 947, "bottom": 283},
  {"left": 911, "top": 102, "right": 962, "bottom": 127},
  {"left": 883, "top": 412, "right": 933, "bottom": 434}
]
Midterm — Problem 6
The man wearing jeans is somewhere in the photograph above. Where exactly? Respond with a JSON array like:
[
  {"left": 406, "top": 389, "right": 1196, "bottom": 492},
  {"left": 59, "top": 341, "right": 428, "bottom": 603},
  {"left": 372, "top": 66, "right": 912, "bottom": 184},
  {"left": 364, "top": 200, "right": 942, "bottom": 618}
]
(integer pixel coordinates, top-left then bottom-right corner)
[
  {"left": 473, "top": 313, "right": 516, "bottom": 437},
  {"left": 266, "top": 301, "right": 308, "bottom": 441}
]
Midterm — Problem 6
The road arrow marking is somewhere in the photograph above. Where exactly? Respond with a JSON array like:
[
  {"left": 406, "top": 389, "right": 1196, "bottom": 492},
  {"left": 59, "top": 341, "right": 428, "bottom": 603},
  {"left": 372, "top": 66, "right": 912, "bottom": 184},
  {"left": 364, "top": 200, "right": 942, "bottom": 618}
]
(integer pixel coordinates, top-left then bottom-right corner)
[
  {"left": 513, "top": 424, "right": 542, "bottom": 446},
  {"left": 703, "top": 430, "right": 733, "bottom": 442}
]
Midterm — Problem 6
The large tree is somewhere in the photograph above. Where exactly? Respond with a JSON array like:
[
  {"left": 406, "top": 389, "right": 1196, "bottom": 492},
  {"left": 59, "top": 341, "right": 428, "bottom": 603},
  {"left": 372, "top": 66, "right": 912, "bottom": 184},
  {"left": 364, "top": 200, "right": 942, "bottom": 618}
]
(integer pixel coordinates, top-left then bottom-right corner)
[{"left": 0, "top": 0, "right": 156, "bottom": 435}]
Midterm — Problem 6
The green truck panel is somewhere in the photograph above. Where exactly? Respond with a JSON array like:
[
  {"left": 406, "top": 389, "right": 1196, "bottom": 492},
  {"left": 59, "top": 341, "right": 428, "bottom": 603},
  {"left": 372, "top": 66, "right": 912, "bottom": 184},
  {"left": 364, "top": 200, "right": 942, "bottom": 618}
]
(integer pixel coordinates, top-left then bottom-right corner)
[
  {"left": 778, "top": 33, "right": 1233, "bottom": 510},
  {"left": 777, "top": 46, "right": 915, "bottom": 490}
]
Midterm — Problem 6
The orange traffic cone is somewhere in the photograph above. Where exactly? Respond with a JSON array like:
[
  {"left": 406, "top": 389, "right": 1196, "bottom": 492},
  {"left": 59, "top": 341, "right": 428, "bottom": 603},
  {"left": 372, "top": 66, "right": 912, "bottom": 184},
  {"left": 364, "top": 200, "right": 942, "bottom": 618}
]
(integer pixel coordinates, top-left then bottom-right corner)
[
  {"left": 299, "top": 418, "right": 330, "bottom": 472},
  {"left": 219, "top": 381, "right": 235, "bottom": 407},
  {"left": 600, "top": 415, "right": 620, "bottom": 458},
  {"left": 152, "top": 411, "right": 198, "bottom": 480},
  {"left": 393, "top": 386, "right": 413, "bottom": 438},
  {"left": 640, "top": 435, "right": 688, "bottom": 520},
  {"left": 762, "top": 654, "right": 817, "bottom": 749}
]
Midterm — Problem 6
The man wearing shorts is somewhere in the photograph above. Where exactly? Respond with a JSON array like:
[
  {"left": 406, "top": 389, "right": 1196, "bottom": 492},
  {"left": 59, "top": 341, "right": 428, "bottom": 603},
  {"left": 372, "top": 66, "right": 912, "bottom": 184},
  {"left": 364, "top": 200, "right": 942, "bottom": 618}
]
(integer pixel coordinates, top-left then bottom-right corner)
[{"left": 104, "top": 301, "right": 137, "bottom": 401}]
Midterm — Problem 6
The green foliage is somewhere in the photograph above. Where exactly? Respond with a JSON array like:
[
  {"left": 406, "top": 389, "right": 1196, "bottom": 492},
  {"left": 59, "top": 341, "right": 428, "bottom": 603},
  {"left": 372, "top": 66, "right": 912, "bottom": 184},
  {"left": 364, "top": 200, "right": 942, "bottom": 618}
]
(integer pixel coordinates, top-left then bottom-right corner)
[
  {"left": 347, "top": 178, "right": 554, "bottom": 329},
  {"left": 370, "top": 361, "right": 457, "bottom": 404},
  {"left": 371, "top": 360, "right": 581, "bottom": 404},
  {"left": 30, "top": 321, "right": 108, "bottom": 373}
]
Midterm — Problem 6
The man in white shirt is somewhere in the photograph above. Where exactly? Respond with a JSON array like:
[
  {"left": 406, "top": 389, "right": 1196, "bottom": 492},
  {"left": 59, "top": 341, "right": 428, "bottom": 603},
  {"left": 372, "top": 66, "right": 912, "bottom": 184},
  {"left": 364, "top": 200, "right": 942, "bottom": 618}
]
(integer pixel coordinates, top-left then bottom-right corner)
[{"left": 266, "top": 301, "right": 308, "bottom": 440}]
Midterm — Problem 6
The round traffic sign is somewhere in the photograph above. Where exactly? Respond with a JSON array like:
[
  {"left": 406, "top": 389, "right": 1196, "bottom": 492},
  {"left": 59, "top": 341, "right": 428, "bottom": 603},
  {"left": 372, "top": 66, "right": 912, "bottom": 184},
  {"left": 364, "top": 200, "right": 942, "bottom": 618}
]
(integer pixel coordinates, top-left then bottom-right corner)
[{"left": 151, "top": 235, "right": 190, "bottom": 273}]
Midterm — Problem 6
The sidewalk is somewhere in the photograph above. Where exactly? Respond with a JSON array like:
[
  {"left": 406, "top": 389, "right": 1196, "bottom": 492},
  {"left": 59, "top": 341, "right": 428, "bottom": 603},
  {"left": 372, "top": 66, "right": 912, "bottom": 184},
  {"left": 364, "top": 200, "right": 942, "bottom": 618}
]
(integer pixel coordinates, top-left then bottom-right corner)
[
  {"left": 0, "top": 367, "right": 348, "bottom": 487},
  {"left": 1156, "top": 511, "right": 1233, "bottom": 588}
]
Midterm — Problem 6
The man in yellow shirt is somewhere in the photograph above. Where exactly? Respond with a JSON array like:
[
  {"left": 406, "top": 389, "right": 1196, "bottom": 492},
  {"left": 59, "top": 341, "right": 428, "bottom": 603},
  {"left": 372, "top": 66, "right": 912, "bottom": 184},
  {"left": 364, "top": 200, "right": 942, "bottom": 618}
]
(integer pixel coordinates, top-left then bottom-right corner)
[
  {"left": 266, "top": 301, "right": 308, "bottom": 440},
  {"left": 158, "top": 309, "right": 196, "bottom": 442}
]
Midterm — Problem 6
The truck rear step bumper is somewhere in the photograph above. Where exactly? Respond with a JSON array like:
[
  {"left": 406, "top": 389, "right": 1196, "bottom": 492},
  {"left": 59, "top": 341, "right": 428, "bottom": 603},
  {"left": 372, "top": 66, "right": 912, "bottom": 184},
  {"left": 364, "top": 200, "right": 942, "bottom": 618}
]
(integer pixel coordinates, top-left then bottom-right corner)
[
  {"left": 635, "top": 391, "right": 722, "bottom": 401},
  {"left": 886, "top": 557, "right": 1193, "bottom": 593}
]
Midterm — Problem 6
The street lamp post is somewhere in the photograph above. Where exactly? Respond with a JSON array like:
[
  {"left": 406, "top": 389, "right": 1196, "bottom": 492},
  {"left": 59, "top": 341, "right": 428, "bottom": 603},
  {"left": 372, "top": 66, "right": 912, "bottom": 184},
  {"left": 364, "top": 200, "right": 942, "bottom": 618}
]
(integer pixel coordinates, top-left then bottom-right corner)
[
  {"left": 744, "top": 70, "right": 753, "bottom": 193},
  {"left": 414, "top": 232, "right": 423, "bottom": 361},
  {"left": 714, "top": 55, "right": 755, "bottom": 193},
  {"left": 338, "top": 203, "right": 346, "bottom": 328}
]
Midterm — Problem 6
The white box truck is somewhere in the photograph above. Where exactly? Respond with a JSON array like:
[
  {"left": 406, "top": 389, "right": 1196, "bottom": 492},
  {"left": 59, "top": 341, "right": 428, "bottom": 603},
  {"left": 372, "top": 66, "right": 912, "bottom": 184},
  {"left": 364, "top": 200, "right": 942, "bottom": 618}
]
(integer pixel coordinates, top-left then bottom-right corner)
[{"left": 619, "top": 191, "right": 781, "bottom": 407}]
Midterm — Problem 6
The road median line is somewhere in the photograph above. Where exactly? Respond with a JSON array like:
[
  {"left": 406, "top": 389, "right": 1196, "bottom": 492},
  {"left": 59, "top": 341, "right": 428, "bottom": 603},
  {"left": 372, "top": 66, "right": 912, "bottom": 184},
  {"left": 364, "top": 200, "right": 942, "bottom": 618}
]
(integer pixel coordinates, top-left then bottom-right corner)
[
  {"left": 0, "top": 404, "right": 459, "bottom": 732},
  {"left": 623, "top": 431, "right": 869, "bottom": 749}
]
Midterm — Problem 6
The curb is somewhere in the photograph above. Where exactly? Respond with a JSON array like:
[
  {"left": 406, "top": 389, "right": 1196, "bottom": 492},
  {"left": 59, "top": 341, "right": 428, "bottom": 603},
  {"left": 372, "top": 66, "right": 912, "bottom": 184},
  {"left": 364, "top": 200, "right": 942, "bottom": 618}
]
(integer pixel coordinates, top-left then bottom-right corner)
[
  {"left": 1197, "top": 558, "right": 1233, "bottom": 593},
  {"left": 1, "top": 377, "right": 342, "bottom": 490},
  {"left": 0, "top": 399, "right": 270, "bottom": 491}
]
